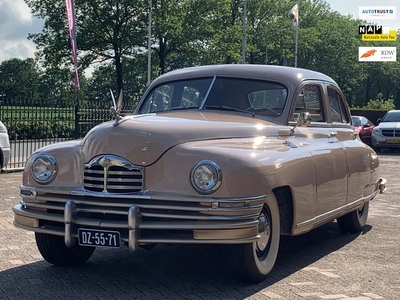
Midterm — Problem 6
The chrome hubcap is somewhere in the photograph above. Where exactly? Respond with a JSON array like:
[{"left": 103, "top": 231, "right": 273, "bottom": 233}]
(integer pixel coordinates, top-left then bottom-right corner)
[
  {"left": 358, "top": 204, "right": 365, "bottom": 218},
  {"left": 256, "top": 213, "right": 271, "bottom": 251}
]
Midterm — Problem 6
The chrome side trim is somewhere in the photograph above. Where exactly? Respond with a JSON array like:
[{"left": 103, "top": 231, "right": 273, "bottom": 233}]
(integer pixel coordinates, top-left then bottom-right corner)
[{"left": 296, "top": 193, "right": 377, "bottom": 229}]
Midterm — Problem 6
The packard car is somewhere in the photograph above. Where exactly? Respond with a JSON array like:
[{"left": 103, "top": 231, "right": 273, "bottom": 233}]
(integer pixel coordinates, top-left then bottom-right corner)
[{"left": 13, "top": 65, "right": 386, "bottom": 283}]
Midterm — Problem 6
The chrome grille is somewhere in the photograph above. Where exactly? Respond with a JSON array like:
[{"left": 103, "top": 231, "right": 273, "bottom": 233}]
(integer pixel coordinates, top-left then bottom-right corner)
[
  {"left": 84, "top": 155, "right": 143, "bottom": 193},
  {"left": 381, "top": 129, "right": 400, "bottom": 137}
]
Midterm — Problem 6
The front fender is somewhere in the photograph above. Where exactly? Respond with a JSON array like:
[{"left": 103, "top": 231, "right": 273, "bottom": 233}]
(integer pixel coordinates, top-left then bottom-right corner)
[{"left": 145, "top": 137, "right": 316, "bottom": 226}]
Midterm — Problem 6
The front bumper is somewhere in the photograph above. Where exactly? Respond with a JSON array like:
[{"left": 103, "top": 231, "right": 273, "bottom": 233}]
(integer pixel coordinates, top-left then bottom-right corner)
[
  {"left": 371, "top": 134, "right": 400, "bottom": 148},
  {"left": 0, "top": 142, "right": 10, "bottom": 168},
  {"left": 13, "top": 186, "right": 266, "bottom": 250}
]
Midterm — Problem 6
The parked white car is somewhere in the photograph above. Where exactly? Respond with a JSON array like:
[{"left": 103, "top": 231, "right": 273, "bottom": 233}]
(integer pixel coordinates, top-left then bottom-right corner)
[
  {"left": 0, "top": 121, "right": 10, "bottom": 169},
  {"left": 371, "top": 110, "right": 400, "bottom": 151}
]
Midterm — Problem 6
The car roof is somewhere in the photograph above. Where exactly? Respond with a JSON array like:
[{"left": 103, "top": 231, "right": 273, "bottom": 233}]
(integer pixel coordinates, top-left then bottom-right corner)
[{"left": 149, "top": 64, "right": 338, "bottom": 87}]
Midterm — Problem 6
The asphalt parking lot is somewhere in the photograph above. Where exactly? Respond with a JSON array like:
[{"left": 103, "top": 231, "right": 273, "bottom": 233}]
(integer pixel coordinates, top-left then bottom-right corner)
[{"left": 0, "top": 154, "right": 399, "bottom": 300}]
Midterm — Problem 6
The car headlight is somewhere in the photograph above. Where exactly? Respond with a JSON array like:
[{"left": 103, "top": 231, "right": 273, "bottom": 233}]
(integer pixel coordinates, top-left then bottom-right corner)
[
  {"left": 191, "top": 160, "right": 222, "bottom": 194},
  {"left": 372, "top": 127, "right": 380, "bottom": 134},
  {"left": 31, "top": 154, "right": 57, "bottom": 184}
]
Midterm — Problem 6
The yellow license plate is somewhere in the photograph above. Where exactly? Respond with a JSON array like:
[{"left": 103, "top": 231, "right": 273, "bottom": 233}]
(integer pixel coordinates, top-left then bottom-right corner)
[{"left": 387, "top": 139, "right": 400, "bottom": 144}]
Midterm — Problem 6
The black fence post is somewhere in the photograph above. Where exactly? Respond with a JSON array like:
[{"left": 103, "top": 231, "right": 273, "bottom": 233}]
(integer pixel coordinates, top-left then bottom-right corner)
[{"left": 74, "top": 103, "right": 80, "bottom": 139}]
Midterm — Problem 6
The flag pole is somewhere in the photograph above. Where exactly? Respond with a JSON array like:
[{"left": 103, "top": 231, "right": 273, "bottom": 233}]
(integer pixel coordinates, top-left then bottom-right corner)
[
  {"left": 294, "top": 0, "right": 299, "bottom": 67},
  {"left": 147, "top": 0, "right": 152, "bottom": 85},
  {"left": 65, "top": 0, "right": 80, "bottom": 90},
  {"left": 242, "top": 0, "right": 247, "bottom": 64}
]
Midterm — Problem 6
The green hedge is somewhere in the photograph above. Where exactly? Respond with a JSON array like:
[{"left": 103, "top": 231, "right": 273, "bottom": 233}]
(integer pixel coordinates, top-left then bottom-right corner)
[{"left": 7, "top": 121, "right": 75, "bottom": 139}]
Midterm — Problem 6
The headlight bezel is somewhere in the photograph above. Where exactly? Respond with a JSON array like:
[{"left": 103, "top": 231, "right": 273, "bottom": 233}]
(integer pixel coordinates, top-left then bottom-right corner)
[
  {"left": 31, "top": 153, "right": 58, "bottom": 184},
  {"left": 190, "top": 160, "right": 222, "bottom": 194},
  {"left": 372, "top": 127, "right": 380, "bottom": 134}
]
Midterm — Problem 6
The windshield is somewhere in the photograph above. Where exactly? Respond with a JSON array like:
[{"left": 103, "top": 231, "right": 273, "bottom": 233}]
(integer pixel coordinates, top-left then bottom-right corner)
[
  {"left": 137, "top": 77, "right": 212, "bottom": 114},
  {"left": 381, "top": 111, "right": 400, "bottom": 122},
  {"left": 351, "top": 117, "right": 361, "bottom": 127},
  {"left": 138, "top": 76, "right": 288, "bottom": 117}
]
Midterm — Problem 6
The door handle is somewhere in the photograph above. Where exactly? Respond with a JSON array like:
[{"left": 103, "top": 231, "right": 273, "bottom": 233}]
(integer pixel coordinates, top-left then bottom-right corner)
[
  {"left": 328, "top": 131, "right": 338, "bottom": 143},
  {"left": 329, "top": 131, "right": 337, "bottom": 138}
]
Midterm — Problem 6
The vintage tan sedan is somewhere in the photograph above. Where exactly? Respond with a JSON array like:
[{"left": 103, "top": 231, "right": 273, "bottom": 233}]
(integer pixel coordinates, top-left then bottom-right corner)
[{"left": 13, "top": 65, "right": 386, "bottom": 282}]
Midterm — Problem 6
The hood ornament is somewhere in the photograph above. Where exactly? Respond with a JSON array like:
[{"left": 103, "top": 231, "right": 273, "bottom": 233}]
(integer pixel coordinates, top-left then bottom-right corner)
[{"left": 110, "top": 89, "right": 123, "bottom": 126}]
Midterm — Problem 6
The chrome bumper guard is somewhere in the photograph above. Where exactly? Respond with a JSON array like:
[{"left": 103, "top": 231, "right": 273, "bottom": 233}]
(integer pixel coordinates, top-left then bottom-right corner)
[
  {"left": 64, "top": 201, "right": 142, "bottom": 251},
  {"left": 378, "top": 177, "right": 386, "bottom": 194},
  {"left": 13, "top": 187, "right": 266, "bottom": 250}
]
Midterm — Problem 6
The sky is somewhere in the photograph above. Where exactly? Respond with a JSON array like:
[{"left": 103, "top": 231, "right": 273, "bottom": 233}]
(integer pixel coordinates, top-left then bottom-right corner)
[{"left": 0, "top": 0, "right": 399, "bottom": 63}]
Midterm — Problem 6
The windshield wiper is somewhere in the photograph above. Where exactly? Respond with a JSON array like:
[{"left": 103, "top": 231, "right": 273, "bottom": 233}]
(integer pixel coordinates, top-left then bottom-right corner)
[
  {"left": 168, "top": 106, "right": 200, "bottom": 111},
  {"left": 204, "top": 105, "right": 255, "bottom": 116}
]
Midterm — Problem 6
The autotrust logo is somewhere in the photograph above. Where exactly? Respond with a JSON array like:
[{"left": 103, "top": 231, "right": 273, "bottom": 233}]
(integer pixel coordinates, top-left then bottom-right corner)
[{"left": 359, "top": 6, "right": 396, "bottom": 20}]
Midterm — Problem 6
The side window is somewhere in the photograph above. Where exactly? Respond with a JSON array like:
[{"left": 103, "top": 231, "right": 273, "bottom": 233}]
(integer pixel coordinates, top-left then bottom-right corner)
[
  {"left": 361, "top": 117, "right": 372, "bottom": 126},
  {"left": 293, "top": 85, "right": 325, "bottom": 122},
  {"left": 327, "top": 88, "right": 349, "bottom": 123}
]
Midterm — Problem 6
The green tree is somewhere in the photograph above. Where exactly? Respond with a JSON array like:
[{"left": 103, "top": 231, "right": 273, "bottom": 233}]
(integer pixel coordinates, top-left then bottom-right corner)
[
  {"left": 23, "top": 0, "right": 399, "bottom": 109},
  {"left": 26, "top": 0, "right": 148, "bottom": 95},
  {"left": 0, "top": 58, "right": 41, "bottom": 104},
  {"left": 86, "top": 54, "right": 147, "bottom": 110},
  {"left": 358, "top": 93, "right": 395, "bottom": 111},
  {"left": 38, "top": 67, "right": 88, "bottom": 107}
]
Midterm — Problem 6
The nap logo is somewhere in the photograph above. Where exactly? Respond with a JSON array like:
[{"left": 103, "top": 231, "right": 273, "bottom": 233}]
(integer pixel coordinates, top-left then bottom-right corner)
[
  {"left": 358, "top": 6, "right": 396, "bottom": 20},
  {"left": 358, "top": 25, "right": 388, "bottom": 34},
  {"left": 359, "top": 47, "right": 397, "bottom": 61},
  {"left": 358, "top": 25, "right": 396, "bottom": 41}
]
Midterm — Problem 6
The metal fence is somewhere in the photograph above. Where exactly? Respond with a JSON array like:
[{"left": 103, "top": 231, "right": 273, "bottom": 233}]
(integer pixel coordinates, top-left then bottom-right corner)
[{"left": 1, "top": 98, "right": 134, "bottom": 171}]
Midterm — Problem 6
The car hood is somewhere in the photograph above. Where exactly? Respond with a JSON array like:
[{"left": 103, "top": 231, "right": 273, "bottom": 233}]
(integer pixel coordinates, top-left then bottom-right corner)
[
  {"left": 0, "top": 121, "right": 7, "bottom": 133},
  {"left": 377, "top": 122, "right": 400, "bottom": 129},
  {"left": 79, "top": 111, "right": 285, "bottom": 166}
]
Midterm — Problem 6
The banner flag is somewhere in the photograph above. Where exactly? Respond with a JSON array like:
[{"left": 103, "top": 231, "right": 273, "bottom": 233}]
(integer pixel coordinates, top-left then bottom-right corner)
[
  {"left": 65, "top": 0, "right": 80, "bottom": 90},
  {"left": 288, "top": 3, "right": 299, "bottom": 27}
]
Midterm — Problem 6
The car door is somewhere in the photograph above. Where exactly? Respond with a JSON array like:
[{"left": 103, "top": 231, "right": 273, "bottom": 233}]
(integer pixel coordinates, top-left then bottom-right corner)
[
  {"left": 293, "top": 83, "right": 348, "bottom": 221},
  {"left": 360, "top": 116, "right": 374, "bottom": 144},
  {"left": 326, "top": 85, "right": 371, "bottom": 204}
]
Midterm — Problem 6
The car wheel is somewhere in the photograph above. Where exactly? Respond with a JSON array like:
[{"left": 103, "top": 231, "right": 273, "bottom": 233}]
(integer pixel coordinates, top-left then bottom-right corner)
[
  {"left": 0, "top": 150, "right": 3, "bottom": 169},
  {"left": 35, "top": 233, "right": 95, "bottom": 266},
  {"left": 231, "top": 193, "right": 280, "bottom": 283},
  {"left": 337, "top": 202, "right": 369, "bottom": 234},
  {"left": 371, "top": 146, "right": 380, "bottom": 152}
]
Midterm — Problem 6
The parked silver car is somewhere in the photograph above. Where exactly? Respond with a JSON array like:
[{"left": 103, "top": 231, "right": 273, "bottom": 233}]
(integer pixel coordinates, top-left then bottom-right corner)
[
  {"left": 0, "top": 121, "right": 10, "bottom": 169},
  {"left": 371, "top": 110, "right": 400, "bottom": 151},
  {"left": 13, "top": 65, "right": 386, "bottom": 283}
]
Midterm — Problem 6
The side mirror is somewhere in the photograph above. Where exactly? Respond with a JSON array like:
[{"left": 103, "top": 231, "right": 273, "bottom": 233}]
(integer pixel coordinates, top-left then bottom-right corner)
[
  {"left": 296, "top": 112, "right": 312, "bottom": 127},
  {"left": 377, "top": 118, "right": 381, "bottom": 124}
]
